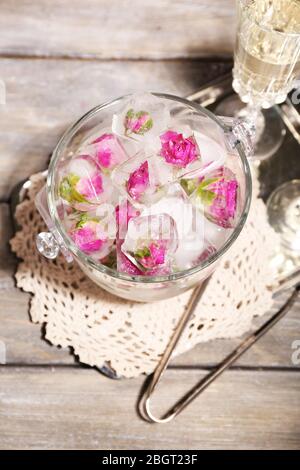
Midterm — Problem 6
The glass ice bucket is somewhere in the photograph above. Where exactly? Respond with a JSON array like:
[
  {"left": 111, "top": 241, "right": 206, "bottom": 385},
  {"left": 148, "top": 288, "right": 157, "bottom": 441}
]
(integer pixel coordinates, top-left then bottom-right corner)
[{"left": 36, "top": 93, "right": 252, "bottom": 302}]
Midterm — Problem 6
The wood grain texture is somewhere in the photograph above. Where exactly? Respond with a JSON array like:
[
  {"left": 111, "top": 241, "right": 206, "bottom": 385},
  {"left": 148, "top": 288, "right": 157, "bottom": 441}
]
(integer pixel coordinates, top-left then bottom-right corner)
[
  {"left": 0, "top": 288, "right": 75, "bottom": 365},
  {"left": 172, "top": 298, "right": 300, "bottom": 369},
  {"left": 1, "top": 286, "right": 299, "bottom": 368},
  {"left": 0, "top": 58, "right": 231, "bottom": 200},
  {"left": 0, "top": 203, "right": 17, "bottom": 289},
  {"left": 1, "top": 204, "right": 299, "bottom": 369},
  {"left": 0, "top": 0, "right": 235, "bottom": 59},
  {"left": 0, "top": 367, "right": 299, "bottom": 449}
]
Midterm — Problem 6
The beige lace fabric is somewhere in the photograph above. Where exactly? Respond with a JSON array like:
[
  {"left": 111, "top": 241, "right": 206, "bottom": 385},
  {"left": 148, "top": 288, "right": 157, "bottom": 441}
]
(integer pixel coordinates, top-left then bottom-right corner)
[{"left": 10, "top": 172, "right": 279, "bottom": 378}]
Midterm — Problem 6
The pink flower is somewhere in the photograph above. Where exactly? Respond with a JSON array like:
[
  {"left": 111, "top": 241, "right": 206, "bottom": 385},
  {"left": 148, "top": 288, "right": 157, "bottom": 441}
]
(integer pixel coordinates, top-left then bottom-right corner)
[
  {"left": 124, "top": 109, "right": 153, "bottom": 135},
  {"left": 160, "top": 131, "right": 199, "bottom": 168},
  {"left": 92, "top": 133, "right": 127, "bottom": 170},
  {"left": 76, "top": 173, "right": 103, "bottom": 200},
  {"left": 115, "top": 200, "right": 140, "bottom": 237},
  {"left": 209, "top": 179, "right": 238, "bottom": 228},
  {"left": 195, "top": 167, "right": 238, "bottom": 228},
  {"left": 116, "top": 239, "right": 143, "bottom": 276},
  {"left": 126, "top": 161, "right": 149, "bottom": 201},
  {"left": 115, "top": 200, "right": 141, "bottom": 275},
  {"left": 70, "top": 219, "right": 105, "bottom": 254},
  {"left": 117, "top": 239, "right": 170, "bottom": 277},
  {"left": 59, "top": 155, "right": 112, "bottom": 211},
  {"left": 136, "top": 241, "right": 167, "bottom": 269}
]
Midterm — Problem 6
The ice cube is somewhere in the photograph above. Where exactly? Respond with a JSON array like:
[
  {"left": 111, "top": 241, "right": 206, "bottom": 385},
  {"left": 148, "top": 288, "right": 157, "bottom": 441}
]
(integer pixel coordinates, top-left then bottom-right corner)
[
  {"left": 115, "top": 199, "right": 143, "bottom": 275},
  {"left": 191, "top": 130, "right": 227, "bottom": 176},
  {"left": 195, "top": 244, "right": 217, "bottom": 265},
  {"left": 158, "top": 127, "right": 201, "bottom": 169},
  {"left": 58, "top": 155, "right": 114, "bottom": 211},
  {"left": 112, "top": 92, "right": 170, "bottom": 148},
  {"left": 182, "top": 166, "right": 239, "bottom": 229},
  {"left": 141, "top": 187, "right": 217, "bottom": 271},
  {"left": 203, "top": 217, "right": 229, "bottom": 251},
  {"left": 111, "top": 150, "right": 171, "bottom": 207},
  {"left": 166, "top": 113, "right": 227, "bottom": 179},
  {"left": 121, "top": 213, "right": 178, "bottom": 272},
  {"left": 157, "top": 127, "right": 225, "bottom": 186},
  {"left": 115, "top": 198, "right": 141, "bottom": 241},
  {"left": 116, "top": 239, "right": 143, "bottom": 276},
  {"left": 83, "top": 133, "right": 129, "bottom": 172},
  {"left": 141, "top": 187, "right": 193, "bottom": 241},
  {"left": 68, "top": 212, "right": 115, "bottom": 260},
  {"left": 173, "top": 112, "right": 227, "bottom": 153},
  {"left": 172, "top": 206, "right": 207, "bottom": 271},
  {"left": 78, "top": 124, "right": 140, "bottom": 162}
]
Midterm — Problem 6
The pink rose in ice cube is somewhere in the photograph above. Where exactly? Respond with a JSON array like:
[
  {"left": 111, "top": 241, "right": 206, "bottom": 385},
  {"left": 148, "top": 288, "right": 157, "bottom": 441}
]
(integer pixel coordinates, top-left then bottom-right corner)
[
  {"left": 126, "top": 160, "right": 150, "bottom": 201},
  {"left": 121, "top": 214, "right": 178, "bottom": 273},
  {"left": 135, "top": 240, "right": 167, "bottom": 270},
  {"left": 58, "top": 155, "right": 112, "bottom": 211},
  {"left": 111, "top": 151, "right": 164, "bottom": 207},
  {"left": 76, "top": 173, "right": 103, "bottom": 199},
  {"left": 117, "top": 238, "right": 172, "bottom": 276},
  {"left": 159, "top": 131, "right": 200, "bottom": 168},
  {"left": 115, "top": 200, "right": 142, "bottom": 275},
  {"left": 116, "top": 241, "right": 143, "bottom": 276},
  {"left": 209, "top": 178, "right": 238, "bottom": 228},
  {"left": 124, "top": 109, "right": 153, "bottom": 136},
  {"left": 188, "top": 167, "right": 239, "bottom": 228},
  {"left": 112, "top": 93, "right": 170, "bottom": 145},
  {"left": 115, "top": 199, "right": 140, "bottom": 239},
  {"left": 69, "top": 213, "right": 113, "bottom": 259},
  {"left": 91, "top": 133, "right": 128, "bottom": 171}
]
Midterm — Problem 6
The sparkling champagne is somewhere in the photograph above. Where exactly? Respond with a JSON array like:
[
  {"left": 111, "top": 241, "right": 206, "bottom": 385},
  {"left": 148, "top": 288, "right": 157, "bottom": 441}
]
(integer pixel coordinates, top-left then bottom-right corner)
[{"left": 233, "top": 0, "right": 300, "bottom": 107}]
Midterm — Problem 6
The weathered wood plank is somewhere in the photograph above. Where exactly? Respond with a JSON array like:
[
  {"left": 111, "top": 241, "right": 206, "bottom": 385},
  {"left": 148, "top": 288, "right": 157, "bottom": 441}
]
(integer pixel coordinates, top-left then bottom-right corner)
[
  {"left": 0, "top": 288, "right": 75, "bottom": 365},
  {"left": 0, "top": 0, "right": 235, "bottom": 59},
  {"left": 173, "top": 296, "right": 300, "bottom": 369},
  {"left": 1, "top": 201, "right": 299, "bottom": 368},
  {"left": 0, "top": 203, "right": 17, "bottom": 289},
  {"left": 0, "top": 58, "right": 231, "bottom": 200},
  {"left": 1, "top": 283, "right": 299, "bottom": 368},
  {"left": 0, "top": 367, "right": 299, "bottom": 449}
]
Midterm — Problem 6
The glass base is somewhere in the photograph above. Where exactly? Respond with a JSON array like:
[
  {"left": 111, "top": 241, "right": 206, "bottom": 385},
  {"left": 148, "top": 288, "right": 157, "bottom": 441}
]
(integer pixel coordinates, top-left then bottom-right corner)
[
  {"left": 267, "top": 180, "right": 300, "bottom": 254},
  {"left": 267, "top": 180, "right": 300, "bottom": 277},
  {"left": 216, "top": 94, "right": 286, "bottom": 160}
]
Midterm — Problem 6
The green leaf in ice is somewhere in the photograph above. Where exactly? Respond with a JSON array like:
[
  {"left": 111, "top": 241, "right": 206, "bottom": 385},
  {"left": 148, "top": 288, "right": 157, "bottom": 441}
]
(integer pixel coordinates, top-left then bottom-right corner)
[
  {"left": 180, "top": 178, "right": 198, "bottom": 196},
  {"left": 75, "top": 212, "right": 99, "bottom": 228},
  {"left": 59, "top": 174, "right": 88, "bottom": 204},
  {"left": 135, "top": 246, "right": 151, "bottom": 259},
  {"left": 124, "top": 108, "right": 153, "bottom": 135},
  {"left": 195, "top": 177, "right": 221, "bottom": 206}
]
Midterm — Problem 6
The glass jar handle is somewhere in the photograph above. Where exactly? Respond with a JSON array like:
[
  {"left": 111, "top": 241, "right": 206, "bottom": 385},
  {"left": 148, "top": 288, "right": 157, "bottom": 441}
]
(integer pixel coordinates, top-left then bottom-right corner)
[
  {"left": 35, "top": 185, "right": 73, "bottom": 262},
  {"left": 221, "top": 115, "right": 255, "bottom": 158}
]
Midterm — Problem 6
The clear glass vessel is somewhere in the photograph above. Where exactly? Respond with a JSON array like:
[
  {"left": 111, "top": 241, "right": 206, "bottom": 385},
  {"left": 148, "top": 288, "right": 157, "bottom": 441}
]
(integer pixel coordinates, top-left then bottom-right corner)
[
  {"left": 42, "top": 94, "right": 252, "bottom": 302},
  {"left": 233, "top": 0, "right": 300, "bottom": 107},
  {"left": 267, "top": 179, "right": 300, "bottom": 277},
  {"left": 218, "top": 0, "right": 300, "bottom": 160}
]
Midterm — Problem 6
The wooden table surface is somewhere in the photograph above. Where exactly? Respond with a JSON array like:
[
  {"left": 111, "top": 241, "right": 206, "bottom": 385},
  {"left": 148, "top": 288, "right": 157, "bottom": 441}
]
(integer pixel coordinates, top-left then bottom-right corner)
[{"left": 0, "top": 0, "right": 300, "bottom": 450}]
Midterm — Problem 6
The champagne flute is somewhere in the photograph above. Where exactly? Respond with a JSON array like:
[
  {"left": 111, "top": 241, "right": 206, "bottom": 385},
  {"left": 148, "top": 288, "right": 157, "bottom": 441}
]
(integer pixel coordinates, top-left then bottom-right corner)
[
  {"left": 221, "top": 0, "right": 300, "bottom": 276},
  {"left": 217, "top": 0, "right": 300, "bottom": 160}
]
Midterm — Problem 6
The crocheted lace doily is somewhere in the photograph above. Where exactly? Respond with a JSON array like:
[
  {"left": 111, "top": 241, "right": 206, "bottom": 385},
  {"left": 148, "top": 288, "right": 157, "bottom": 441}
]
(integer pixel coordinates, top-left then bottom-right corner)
[{"left": 10, "top": 172, "right": 279, "bottom": 378}]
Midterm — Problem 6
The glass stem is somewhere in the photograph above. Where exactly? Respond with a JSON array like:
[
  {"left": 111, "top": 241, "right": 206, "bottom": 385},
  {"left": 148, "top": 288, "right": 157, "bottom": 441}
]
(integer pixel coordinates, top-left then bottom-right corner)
[{"left": 237, "top": 103, "right": 266, "bottom": 143}]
